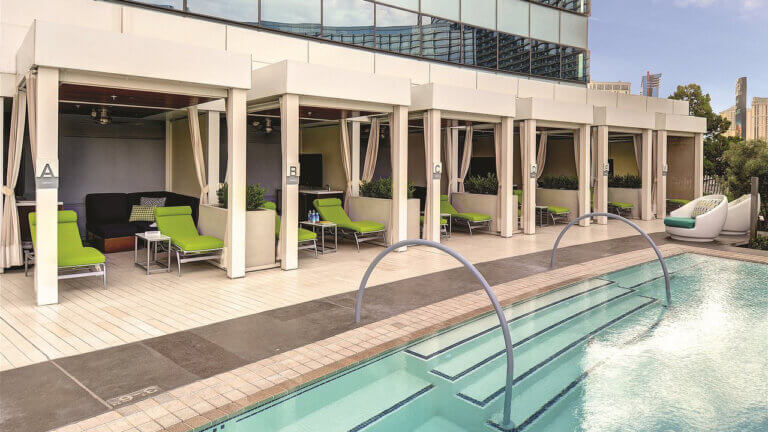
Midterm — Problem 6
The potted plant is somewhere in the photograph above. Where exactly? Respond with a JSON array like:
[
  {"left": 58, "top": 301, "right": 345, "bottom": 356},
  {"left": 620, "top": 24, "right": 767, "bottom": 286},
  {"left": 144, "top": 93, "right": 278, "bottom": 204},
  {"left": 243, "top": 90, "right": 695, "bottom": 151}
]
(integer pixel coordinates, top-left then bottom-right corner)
[{"left": 348, "top": 177, "right": 420, "bottom": 244}]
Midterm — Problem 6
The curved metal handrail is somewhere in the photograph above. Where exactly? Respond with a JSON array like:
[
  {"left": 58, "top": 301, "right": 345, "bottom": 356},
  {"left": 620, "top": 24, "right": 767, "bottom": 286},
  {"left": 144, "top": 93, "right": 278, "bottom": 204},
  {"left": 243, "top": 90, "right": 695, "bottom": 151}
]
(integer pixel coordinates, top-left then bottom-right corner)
[
  {"left": 549, "top": 212, "right": 672, "bottom": 307},
  {"left": 354, "top": 239, "right": 516, "bottom": 429}
]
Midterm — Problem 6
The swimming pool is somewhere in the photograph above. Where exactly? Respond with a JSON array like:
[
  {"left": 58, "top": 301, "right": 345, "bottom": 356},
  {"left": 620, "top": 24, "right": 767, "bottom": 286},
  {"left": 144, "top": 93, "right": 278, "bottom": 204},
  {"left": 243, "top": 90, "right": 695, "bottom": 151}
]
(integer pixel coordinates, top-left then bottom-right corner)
[{"left": 197, "top": 253, "right": 768, "bottom": 431}]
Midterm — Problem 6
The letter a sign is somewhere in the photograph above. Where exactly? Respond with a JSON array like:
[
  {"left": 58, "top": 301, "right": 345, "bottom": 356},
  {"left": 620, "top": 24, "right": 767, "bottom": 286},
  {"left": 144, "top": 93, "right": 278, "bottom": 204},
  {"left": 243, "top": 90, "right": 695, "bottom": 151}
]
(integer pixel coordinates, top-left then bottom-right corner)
[{"left": 36, "top": 160, "right": 59, "bottom": 189}]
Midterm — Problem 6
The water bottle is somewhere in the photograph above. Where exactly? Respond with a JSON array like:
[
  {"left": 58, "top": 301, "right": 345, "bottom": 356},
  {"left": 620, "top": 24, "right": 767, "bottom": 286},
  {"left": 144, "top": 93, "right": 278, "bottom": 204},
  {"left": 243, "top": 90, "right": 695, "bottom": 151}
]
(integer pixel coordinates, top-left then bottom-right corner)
[
  {"left": 308, "top": 210, "right": 313, "bottom": 223},
  {"left": 313, "top": 211, "right": 319, "bottom": 223}
]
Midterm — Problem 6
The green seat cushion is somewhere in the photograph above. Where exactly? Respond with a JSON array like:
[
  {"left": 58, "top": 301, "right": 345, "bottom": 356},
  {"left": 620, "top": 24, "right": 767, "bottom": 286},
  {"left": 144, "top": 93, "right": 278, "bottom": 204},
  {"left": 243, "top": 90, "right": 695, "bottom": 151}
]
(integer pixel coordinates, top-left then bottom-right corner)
[
  {"left": 609, "top": 202, "right": 634, "bottom": 209},
  {"left": 298, "top": 228, "right": 317, "bottom": 242},
  {"left": 59, "top": 247, "right": 105, "bottom": 267},
  {"left": 664, "top": 217, "right": 696, "bottom": 229},
  {"left": 313, "top": 198, "right": 384, "bottom": 233},
  {"left": 346, "top": 220, "right": 385, "bottom": 233},
  {"left": 547, "top": 206, "right": 570, "bottom": 214},
  {"left": 455, "top": 212, "right": 491, "bottom": 222},
  {"left": 29, "top": 210, "right": 105, "bottom": 267},
  {"left": 173, "top": 235, "right": 224, "bottom": 252},
  {"left": 667, "top": 198, "right": 690, "bottom": 205},
  {"left": 420, "top": 216, "right": 448, "bottom": 225}
]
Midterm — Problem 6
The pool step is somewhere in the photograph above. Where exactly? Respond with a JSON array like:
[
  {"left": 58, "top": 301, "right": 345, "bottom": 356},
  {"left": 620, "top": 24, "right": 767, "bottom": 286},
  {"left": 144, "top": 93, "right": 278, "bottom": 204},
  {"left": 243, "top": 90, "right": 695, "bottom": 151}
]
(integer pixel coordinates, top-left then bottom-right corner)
[
  {"left": 452, "top": 294, "right": 655, "bottom": 408},
  {"left": 602, "top": 253, "right": 706, "bottom": 288},
  {"left": 406, "top": 279, "right": 614, "bottom": 360},
  {"left": 429, "top": 285, "right": 634, "bottom": 382},
  {"left": 248, "top": 370, "right": 433, "bottom": 432}
]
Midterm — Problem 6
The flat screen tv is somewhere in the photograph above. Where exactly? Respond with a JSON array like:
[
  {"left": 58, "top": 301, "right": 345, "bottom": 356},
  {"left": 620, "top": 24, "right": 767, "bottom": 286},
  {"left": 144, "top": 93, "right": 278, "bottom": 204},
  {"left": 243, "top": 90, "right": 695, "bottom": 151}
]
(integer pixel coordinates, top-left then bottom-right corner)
[{"left": 299, "top": 153, "right": 323, "bottom": 187}]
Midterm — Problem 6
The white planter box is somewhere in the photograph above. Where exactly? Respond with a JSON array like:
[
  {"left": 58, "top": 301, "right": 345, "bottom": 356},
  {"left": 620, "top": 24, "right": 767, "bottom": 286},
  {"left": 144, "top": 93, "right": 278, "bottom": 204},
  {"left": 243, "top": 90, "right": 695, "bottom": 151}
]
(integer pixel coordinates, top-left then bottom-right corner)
[
  {"left": 347, "top": 196, "right": 420, "bottom": 245},
  {"left": 608, "top": 187, "right": 642, "bottom": 219},
  {"left": 536, "top": 188, "right": 579, "bottom": 220},
  {"left": 451, "top": 192, "right": 501, "bottom": 233},
  {"left": 198, "top": 204, "right": 276, "bottom": 271}
]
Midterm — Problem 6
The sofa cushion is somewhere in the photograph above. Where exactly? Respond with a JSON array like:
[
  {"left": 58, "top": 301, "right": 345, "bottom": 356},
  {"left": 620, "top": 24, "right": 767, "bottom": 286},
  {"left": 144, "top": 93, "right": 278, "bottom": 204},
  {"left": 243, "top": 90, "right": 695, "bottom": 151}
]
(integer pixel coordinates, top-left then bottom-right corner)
[
  {"left": 664, "top": 217, "right": 696, "bottom": 229},
  {"left": 129, "top": 205, "right": 155, "bottom": 222},
  {"left": 91, "top": 223, "right": 140, "bottom": 239},
  {"left": 690, "top": 199, "right": 720, "bottom": 217},
  {"left": 85, "top": 193, "right": 130, "bottom": 225},
  {"left": 140, "top": 196, "right": 166, "bottom": 207},
  {"left": 128, "top": 192, "right": 199, "bottom": 223}
]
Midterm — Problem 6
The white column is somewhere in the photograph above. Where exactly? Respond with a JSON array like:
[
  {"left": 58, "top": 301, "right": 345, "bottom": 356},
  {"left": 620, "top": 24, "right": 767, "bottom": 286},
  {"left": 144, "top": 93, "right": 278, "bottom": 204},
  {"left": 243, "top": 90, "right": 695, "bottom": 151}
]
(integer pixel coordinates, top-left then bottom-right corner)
[
  {"left": 521, "top": 120, "right": 537, "bottom": 235},
  {"left": 595, "top": 126, "right": 609, "bottom": 225},
  {"left": 164, "top": 115, "right": 173, "bottom": 191},
  {"left": 640, "top": 129, "right": 653, "bottom": 220},
  {"left": 693, "top": 132, "right": 704, "bottom": 198},
  {"left": 206, "top": 111, "right": 220, "bottom": 205},
  {"left": 33, "top": 67, "right": 59, "bottom": 305},
  {"left": 424, "top": 109, "right": 441, "bottom": 242},
  {"left": 280, "top": 94, "right": 300, "bottom": 269},
  {"left": 450, "top": 120, "right": 459, "bottom": 194},
  {"left": 655, "top": 130, "right": 668, "bottom": 218},
  {"left": 351, "top": 111, "right": 361, "bottom": 196},
  {"left": 225, "top": 88, "right": 246, "bottom": 278},
  {"left": 390, "top": 105, "right": 409, "bottom": 251},
  {"left": 577, "top": 124, "right": 591, "bottom": 227},
  {"left": 499, "top": 117, "right": 515, "bottom": 237}
]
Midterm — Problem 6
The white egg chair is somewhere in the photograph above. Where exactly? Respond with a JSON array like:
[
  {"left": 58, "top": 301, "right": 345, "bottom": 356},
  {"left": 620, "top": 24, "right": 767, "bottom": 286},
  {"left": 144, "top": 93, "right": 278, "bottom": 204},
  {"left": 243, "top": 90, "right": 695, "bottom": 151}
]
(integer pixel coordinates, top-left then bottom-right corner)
[
  {"left": 664, "top": 194, "right": 728, "bottom": 242},
  {"left": 721, "top": 194, "right": 761, "bottom": 235}
]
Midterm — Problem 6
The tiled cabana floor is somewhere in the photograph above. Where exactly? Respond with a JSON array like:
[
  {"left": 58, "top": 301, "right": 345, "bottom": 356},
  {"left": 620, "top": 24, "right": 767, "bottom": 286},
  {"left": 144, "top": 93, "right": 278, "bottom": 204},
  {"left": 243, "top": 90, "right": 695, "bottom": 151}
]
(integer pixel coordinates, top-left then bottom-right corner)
[{"left": 0, "top": 219, "right": 667, "bottom": 372}]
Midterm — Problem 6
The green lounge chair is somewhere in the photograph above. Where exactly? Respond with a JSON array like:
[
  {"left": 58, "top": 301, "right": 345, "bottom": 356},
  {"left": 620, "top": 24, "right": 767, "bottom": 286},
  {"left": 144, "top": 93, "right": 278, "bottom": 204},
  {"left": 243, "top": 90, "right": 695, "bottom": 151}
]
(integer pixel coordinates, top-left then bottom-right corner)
[
  {"left": 155, "top": 206, "right": 223, "bottom": 276},
  {"left": 419, "top": 215, "right": 450, "bottom": 238},
  {"left": 440, "top": 195, "right": 492, "bottom": 235},
  {"left": 546, "top": 206, "right": 571, "bottom": 225},
  {"left": 313, "top": 198, "right": 385, "bottom": 251},
  {"left": 29, "top": 210, "right": 106, "bottom": 287},
  {"left": 608, "top": 201, "right": 634, "bottom": 218},
  {"left": 262, "top": 202, "right": 318, "bottom": 257}
]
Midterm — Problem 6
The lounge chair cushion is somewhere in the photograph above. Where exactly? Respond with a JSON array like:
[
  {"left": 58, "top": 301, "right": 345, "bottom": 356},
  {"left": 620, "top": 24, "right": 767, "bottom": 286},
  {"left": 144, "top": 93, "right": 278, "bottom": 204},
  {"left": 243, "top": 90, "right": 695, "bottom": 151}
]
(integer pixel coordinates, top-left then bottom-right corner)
[
  {"left": 155, "top": 206, "right": 223, "bottom": 252},
  {"left": 29, "top": 210, "right": 105, "bottom": 267},
  {"left": 298, "top": 228, "right": 317, "bottom": 242},
  {"left": 59, "top": 247, "right": 107, "bottom": 267},
  {"left": 420, "top": 216, "right": 448, "bottom": 225},
  {"left": 173, "top": 235, "right": 224, "bottom": 252},
  {"left": 547, "top": 206, "right": 570, "bottom": 214},
  {"left": 664, "top": 217, "right": 696, "bottom": 229},
  {"left": 440, "top": 195, "right": 491, "bottom": 222},
  {"left": 690, "top": 199, "right": 721, "bottom": 217},
  {"left": 261, "top": 202, "right": 318, "bottom": 242},
  {"left": 313, "top": 198, "right": 385, "bottom": 233},
  {"left": 609, "top": 202, "right": 634, "bottom": 209},
  {"left": 667, "top": 198, "right": 690, "bottom": 206}
]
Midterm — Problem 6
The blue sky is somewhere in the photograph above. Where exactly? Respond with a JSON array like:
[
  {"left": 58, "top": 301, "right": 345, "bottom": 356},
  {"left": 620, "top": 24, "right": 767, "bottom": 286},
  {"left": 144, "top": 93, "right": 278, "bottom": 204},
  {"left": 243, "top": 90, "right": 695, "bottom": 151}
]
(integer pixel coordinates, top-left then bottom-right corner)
[{"left": 589, "top": 0, "right": 768, "bottom": 113}]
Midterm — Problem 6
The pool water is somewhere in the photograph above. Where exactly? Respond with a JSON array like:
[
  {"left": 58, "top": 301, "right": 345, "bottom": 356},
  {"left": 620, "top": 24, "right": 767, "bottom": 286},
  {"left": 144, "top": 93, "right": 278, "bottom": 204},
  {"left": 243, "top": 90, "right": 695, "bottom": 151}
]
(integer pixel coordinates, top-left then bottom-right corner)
[{"left": 198, "top": 254, "right": 768, "bottom": 432}]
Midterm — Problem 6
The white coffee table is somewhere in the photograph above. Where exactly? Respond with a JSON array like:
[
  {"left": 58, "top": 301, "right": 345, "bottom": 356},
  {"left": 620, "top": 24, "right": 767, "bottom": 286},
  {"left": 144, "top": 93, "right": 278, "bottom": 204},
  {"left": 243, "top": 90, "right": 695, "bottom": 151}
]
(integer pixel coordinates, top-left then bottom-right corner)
[{"left": 134, "top": 233, "right": 171, "bottom": 274}]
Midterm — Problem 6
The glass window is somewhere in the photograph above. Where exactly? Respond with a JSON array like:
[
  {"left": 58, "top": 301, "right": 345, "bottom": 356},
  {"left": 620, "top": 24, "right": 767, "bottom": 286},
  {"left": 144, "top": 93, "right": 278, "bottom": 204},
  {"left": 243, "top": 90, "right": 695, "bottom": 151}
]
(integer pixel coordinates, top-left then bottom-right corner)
[
  {"left": 133, "top": 0, "right": 183, "bottom": 9},
  {"left": 498, "top": 33, "right": 530, "bottom": 74},
  {"left": 376, "top": 0, "right": 418, "bottom": 11},
  {"left": 531, "top": 40, "right": 560, "bottom": 79},
  {"left": 529, "top": 3, "right": 559, "bottom": 43},
  {"left": 421, "top": 0, "right": 460, "bottom": 21},
  {"left": 561, "top": 46, "right": 587, "bottom": 82},
  {"left": 421, "top": 16, "right": 461, "bottom": 63},
  {"left": 559, "top": 12, "right": 587, "bottom": 49},
  {"left": 498, "top": 0, "right": 529, "bottom": 36},
  {"left": 261, "top": 0, "right": 321, "bottom": 37},
  {"left": 375, "top": 4, "right": 421, "bottom": 55},
  {"left": 560, "top": 0, "right": 588, "bottom": 14},
  {"left": 462, "top": 25, "right": 497, "bottom": 69},
  {"left": 186, "top": 0, "right": 258, "bottom": 24},
  {"left": 322, "top": 0, "right": 374, "bottom": 47},
  {"left": 461, "top": 0, "right": 496, "bottom": 30}
]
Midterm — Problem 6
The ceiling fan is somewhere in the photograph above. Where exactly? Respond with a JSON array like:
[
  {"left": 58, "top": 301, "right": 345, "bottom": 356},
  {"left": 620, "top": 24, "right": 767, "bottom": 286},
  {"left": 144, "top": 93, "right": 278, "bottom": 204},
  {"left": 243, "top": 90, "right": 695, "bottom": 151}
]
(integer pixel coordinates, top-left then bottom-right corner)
[{"left": 88, "top": 106, "right": 145, "bottom": 126}]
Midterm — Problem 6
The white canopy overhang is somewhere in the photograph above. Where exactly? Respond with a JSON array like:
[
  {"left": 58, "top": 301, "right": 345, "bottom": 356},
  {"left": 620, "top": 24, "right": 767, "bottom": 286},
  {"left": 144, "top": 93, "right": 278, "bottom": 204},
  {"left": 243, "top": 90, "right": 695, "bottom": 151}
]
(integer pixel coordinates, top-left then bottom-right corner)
[
  {"left": 655, "top": 113, "right": 707, "bottom": 136},
  {"left": 515, "top": 97, "right": 593, "bottom": 128},
  {"left": 409, "top": 83, "right": 516, "bottom": 123},
  {"left": 593, "top": 106, "right": 656, "bottom": 133}
]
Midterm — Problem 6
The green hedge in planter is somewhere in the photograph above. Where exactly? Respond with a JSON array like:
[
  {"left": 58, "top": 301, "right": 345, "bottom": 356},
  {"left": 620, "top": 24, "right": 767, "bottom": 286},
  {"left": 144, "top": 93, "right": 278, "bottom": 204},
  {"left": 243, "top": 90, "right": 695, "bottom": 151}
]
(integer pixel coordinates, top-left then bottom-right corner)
[
  {"left": 359, "top": 177, "right": 415, "bottom": 199},
  {"left": 217, "top": 183, "right": 266, "bottom": 211},
  {"left": 538, "top": 175, "right": 578, "bottom": 190},
  {"left": 608, "top": 174, "right": 642, "bottom": 189},
  {"left": 464, "top": 173, "right": 498, "bottom": 195}
]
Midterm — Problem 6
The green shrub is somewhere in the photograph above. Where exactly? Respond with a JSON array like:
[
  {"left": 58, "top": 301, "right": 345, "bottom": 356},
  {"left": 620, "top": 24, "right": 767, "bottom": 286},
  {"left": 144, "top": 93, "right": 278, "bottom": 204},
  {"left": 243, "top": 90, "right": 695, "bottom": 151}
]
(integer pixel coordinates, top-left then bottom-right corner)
[
  {"left": 359, "top": 177, "right": 415, "bottom": 199},
  {"left": 723, "top": 139, "right": 768, "bottom": 226},
  {"left": 748, "top": 235, "right": 768, "bottom": 251},
  {"left": 217, "top": 183, "right": 266, "bottom": 211},
  {"left": 464, "top": 173, "right": 499, "bottom": 195},
  {"left": 538, "top": 175, "right": 578, "bottom": 190},
  {"left": 608, "top": 174, "right": 642, "bottom": 189}
]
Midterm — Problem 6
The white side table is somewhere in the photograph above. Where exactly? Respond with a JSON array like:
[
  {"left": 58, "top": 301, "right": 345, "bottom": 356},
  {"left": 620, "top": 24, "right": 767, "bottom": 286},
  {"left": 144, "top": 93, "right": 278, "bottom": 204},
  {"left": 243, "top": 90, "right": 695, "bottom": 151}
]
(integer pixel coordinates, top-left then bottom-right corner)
[
  {"left": 300, "top": 221, "right": 338, "bottom": 254},
  {"left": 134, "top": 233, "right": 171, "bottom": 275}
]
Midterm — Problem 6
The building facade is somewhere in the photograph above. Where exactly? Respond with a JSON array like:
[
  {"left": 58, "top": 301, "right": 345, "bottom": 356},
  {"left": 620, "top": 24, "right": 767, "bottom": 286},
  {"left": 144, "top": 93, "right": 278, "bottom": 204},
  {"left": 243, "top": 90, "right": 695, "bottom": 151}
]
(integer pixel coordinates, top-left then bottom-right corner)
[
  {"left": 641, "top": 72, "right": 662, "bottom": 97},
  {"left": 588, "top": 81, "right": 631, "bottom": 94},
  {"left": 720, "top": 97, "right": 768, "bottom": 141}
]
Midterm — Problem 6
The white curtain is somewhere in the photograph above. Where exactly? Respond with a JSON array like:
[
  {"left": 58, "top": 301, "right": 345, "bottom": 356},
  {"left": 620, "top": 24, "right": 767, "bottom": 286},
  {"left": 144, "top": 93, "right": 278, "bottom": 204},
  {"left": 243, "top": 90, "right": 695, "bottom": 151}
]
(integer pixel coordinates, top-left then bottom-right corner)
[
  {"left": 443, "top": 122, "right": 454, "bottom": 199},
  {"left": 27, "top": 73, "right": 38, "bottom": 163},
  {"left": 339, "top": 113, "right": 353, "bottom": 211},
  {"left": 458, "top": 124, "right": 474, "bottom": 192},
  {"left": 361, "top": 118, "right": 380, "bottom": 182},
  {"left": 187, "top": 106, "right": 208, "bottom": 204},
  {"left": 536, "top": 132, "right": 548, "bottom": 179},
  {"left": 633, "top": 134, "right": 642, "bottom": 172},
  {"left": 1, "top": 90, "right": 27, "bottom": 269},
  {"left": 422, "top": 112, "right": 434, "bottom": 239},
  {"left": 493, "top": 123, "right": 503, "bottom": 224}
]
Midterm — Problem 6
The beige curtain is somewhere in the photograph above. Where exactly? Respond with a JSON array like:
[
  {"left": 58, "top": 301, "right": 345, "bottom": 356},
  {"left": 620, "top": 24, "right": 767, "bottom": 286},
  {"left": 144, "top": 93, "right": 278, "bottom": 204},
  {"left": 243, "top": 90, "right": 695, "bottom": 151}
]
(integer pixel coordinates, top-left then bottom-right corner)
[
  {"left": 536, "top": 132, "right": 548, "bottom": 179},
  {"left": 339, "top": 113, "right": 353, "bottom": 211},
  {"left": 1, "top": 90, "right": 27, "bottom": 269},
  {"left": 458, "top": 124, "right": 473, "bottom": 192},
  {"left": 493, "top": 123, "right": 503, "bottom": 224},
  {"left": 442, "top": 121, "right": 454, "bottom": 199},
  {"left": 422, "top": 113, "right": 434, "bottom": 239},
  {"left": 573, "top": 131, "right": 581, "bottom": 178},
  {"left": 633, "top": 134, "right": 642, "bottom": 172},
  {"left": 652, "top": 133, "right": 658, "bottom": 214},
  {"left": 187, "top": 106, "right": 208, "bottom": 204},
  {"left": 27, "top": 73, "right": 38, "bottom": 162},
  {"left": 361, "top": 118, "right": 380, "bottom": 182},
  {"left": 591, "top": 128, "right": 598, "bottom": 186}
]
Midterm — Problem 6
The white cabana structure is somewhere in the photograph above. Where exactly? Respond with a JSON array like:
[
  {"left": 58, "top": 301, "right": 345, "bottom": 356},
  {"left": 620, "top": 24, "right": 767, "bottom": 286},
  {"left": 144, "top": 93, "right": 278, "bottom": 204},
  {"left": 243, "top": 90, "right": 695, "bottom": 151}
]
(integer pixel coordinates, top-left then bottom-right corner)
[
  {"left": 410, "top": 83, "right": 517, "bottom": 241},
  {"left": 4, "top": 20, "right": 252, "bottom": 305}
]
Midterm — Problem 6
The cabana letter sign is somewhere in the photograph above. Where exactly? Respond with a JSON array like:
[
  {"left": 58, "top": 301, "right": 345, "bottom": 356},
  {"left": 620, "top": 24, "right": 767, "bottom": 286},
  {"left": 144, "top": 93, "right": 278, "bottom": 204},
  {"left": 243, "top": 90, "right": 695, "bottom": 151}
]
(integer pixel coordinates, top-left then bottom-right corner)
[{"left": 36, "top": 160, "right": 59, "bottom": 189}]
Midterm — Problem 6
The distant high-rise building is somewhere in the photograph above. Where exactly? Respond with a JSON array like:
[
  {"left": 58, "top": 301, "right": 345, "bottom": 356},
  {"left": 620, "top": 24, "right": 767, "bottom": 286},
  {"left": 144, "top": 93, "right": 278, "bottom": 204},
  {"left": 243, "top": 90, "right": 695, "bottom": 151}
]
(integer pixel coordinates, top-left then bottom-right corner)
[
  {"left": 719, "top": 96, "right": 768, "bottom": 141},
  {"left": 641, "top": 72, "right": 662, "bottom": 97},
  {"left": 588, "top": 81, "right": 631, "bottom": 94},
  {"left": 734, "top": 77, "right": 748, "bottom": 140}
]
